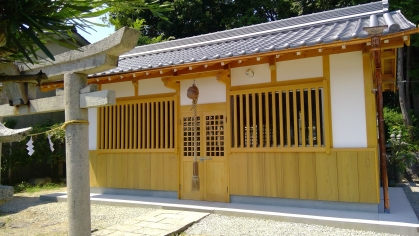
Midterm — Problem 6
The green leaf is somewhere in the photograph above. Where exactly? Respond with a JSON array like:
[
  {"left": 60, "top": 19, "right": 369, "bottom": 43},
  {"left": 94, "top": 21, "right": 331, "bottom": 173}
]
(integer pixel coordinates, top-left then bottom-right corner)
[
  {"left": 79, "top": 8, "right": 110, "bottom": 18},
  {"left": 11, "top": 35, "right": 34, "bottom": 64},
  {"left": 20, "top": 24, "right": 55, "bottom": 61}
]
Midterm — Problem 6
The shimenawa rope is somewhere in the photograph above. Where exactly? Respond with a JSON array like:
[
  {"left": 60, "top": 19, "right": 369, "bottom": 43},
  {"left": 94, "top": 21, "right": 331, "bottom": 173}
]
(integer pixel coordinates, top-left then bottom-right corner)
[{"left": 28, "top": 120, "right": 89, "bottom": 137}]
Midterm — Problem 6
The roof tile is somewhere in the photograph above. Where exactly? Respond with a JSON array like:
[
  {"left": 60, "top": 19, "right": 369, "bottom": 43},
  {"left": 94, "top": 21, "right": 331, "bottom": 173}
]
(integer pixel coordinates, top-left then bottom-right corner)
[{"left": 90, "top": 1, "right": 416, "bottom": 77}]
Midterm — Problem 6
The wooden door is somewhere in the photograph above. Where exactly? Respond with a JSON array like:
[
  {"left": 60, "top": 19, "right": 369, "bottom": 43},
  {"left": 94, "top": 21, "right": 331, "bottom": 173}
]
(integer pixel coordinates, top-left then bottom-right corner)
[{"left": 180, "top": 110, "right": 227, "bottom": 202}]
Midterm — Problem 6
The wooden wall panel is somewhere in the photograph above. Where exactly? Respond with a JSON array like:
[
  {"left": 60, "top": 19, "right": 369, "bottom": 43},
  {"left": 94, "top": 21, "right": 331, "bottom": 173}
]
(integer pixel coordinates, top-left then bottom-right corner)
[
  {"left": 117, "top": 154, "right": 128, "bottom": 188},
  {"left": 228, "top": 149, "right": 378, "bottom": 204},
  {"left": 336, "top": 151, "right": 360, "bottom": 202},
  {"left": 229, "top": 153, "right": 248, "bottom": 195},
  {"left": 264, "top": 152, "right": 278, "bottom": 197},
  {"left": 89, "top": 149, "right": 378, "bottom": 204},
  {"left": 89, "top": 151, "right": 177, "bottom": 191},
  {"left": 315, "top": 152, "right": 338, "bottom": 201},
  {"left": 245, "top": 153, "right": 253, "bottom": 195},
  {"left": 358, "top": 150, "right": 379, "bottom": 203},
  {"left": 275, "top": 153, "right": 285, "bottom": 198},
  {"left": 138, "top": 153, "right": 151, "bottom": 189},
  {"left": 150, "top": 153, "right": 164, "bottom": 190},
  {"left": 95, "top": 153, "right": 107, "bottom": 186},
  {"left": 164, "top": 155, "right": 178, "bottom": 191},
  {"left": 205, "top": 161, "right": 226, "bottom": 202},
  {"left": 127, "top": 153, "right": 139, "bottom": 189},
  {"left": 250, "top": 153, "right": 264, "bottom": 196},
  {"left": 106, "top": 154, "right": 117, "bottom": 188},
  {"left": 89, "top": 152, "right": 98, "bottom": 187},
  {"left": 299, "top": 152, "right": 317, "bottom": 200},
  {"left": 282, "top": 153, "right": 300, "bottom": 199}
]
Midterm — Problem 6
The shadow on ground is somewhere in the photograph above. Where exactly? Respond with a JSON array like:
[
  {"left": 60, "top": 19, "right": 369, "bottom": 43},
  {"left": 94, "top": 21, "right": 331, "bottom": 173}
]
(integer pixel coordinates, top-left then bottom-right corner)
[
  {"left": 401, "top": 182, "right": 419, "bottom": 221},
  {"left": 0, "top": 195, "right": 53, "bottom": 217}
]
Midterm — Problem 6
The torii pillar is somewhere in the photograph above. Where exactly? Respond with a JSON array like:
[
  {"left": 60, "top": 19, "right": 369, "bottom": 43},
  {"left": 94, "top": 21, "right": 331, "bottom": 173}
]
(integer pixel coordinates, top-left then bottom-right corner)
[
  {"left": 64, "top": 73, "right": 90, "bottom": 234},
  {"left": 2, "top": 27, "right": 140, "bottom": 235}
]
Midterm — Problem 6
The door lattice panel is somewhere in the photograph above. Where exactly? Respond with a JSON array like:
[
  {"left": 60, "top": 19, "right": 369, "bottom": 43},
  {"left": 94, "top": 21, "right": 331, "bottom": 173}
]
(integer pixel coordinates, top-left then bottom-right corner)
[
  {"left": 183, "top": 116, "right": 201, "bottom": 156},
  {"left": 205, "top": 115, "right": 224, "bottom": 157}
]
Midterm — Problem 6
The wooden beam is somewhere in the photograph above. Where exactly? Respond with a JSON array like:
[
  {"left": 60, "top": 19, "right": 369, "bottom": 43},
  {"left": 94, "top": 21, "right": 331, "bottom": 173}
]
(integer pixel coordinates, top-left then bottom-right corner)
[
  {"left": 382, "top": 73, "right": 395, "bottom": 82},
  {"left": 216, "top": 71, "right": 230, "bottom": 85},
  {"left": 381, "top": 50, "right": 396, "bottom": 59},
  {"left": 161, "top": 77, "right": 180, "bottom": 91},
  {"left": 269, "top": 56, "right": 277, "bottom": 83},
  {"left": 230, "top": 57, "right": 269, "bottom": 68},
  {"left": 163, "top": 70, "right": 225, "bottom": 82},
  {"left": 132, "top": 80, "right": 138, "bottom": 96}
]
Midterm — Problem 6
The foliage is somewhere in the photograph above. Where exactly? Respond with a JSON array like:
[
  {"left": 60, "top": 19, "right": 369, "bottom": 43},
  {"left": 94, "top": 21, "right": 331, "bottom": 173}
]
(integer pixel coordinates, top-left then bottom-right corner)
[
  {"left": 384, "top": 107, "right": 418, "bottom": 180},
  {"left": 290, "top": 0, "right": 372, "bottom": 15},
  {"left": 1, "top": 120, "right": 66, "bottom": 173},
  {"left": 14, "top": 181, "right": 65, "bottom": 194},
  {"left": 124, "top": 18, "right": 174, "bottom": 46},
  {"left": 0, "top": 0, "right": 171, "bottom": 64},
  {"left": 106, "top": 0, "right": 297, "bottom": 40}
]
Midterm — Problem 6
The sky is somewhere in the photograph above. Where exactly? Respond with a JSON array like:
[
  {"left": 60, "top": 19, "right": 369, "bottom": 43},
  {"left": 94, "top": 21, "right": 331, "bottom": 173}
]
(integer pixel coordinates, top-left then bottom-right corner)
[{"left": 78, "top": 17, "right": 115, "bottom": 44}]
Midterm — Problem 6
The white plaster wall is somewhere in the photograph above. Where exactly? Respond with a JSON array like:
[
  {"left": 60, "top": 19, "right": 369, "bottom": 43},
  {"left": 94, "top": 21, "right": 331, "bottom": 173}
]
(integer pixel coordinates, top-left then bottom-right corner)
[
  {"left": 330, "top": 51, "right": 367, "bottom": 148},
  {"left": 88, "top": 108, "right": 97, "bottom": 150},
  {"left": 231, "top": 63, "right": 271, "bottom": 86},
  {"left": 101, "top": 81, "right": 134, "bottom": 98},
  {"left": 276, "top": 56, "right": 323, "bottom": 81},
  {"left": 138, "top": 77, "right": 176, "bottom": 96},
  {"left": 180, "top": 77, "right": 226, "bottom": 105}
]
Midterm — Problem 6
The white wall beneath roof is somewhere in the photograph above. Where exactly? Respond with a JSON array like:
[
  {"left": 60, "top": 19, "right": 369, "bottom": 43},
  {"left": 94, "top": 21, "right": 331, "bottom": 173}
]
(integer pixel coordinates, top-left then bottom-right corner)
[
  {"left": 101, "top": 81, "right": 134, "bottom": 98},
  {"left": 330, "top": 51, "right": 367, "bottom": 148},
  {"left": 180, "top": 77, "right": 226, "bottom": 105},
  {"left": 276, "top": 56, "right": 323, "bottom": 81},
  {"left": 88, "top": 108, "right": 97, "bottom": 150},
  {"left": 138, "top": 77, "right": 175, "bottom": 96},
  {"left": 231, "top": 63, "right": 271, "bottom": 86}
]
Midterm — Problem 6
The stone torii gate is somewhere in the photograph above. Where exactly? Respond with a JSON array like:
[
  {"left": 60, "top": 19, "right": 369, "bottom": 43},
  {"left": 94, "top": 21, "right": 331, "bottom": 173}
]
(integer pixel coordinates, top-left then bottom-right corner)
[{"left": 0, "top": 27, "right": 140, "bottom": 236}]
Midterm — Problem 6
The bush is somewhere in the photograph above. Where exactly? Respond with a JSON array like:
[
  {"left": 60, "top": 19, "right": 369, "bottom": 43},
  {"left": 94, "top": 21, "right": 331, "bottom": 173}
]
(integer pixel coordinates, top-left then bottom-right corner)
[
  {"left": 14, "top": 181, "right": 65, "bottom": 194},
  {"left": 1, "top": 120, "right": 66, "bottom": 182},
  {"left": 384, "top": 107, "right": 419, "bottom": 182}
]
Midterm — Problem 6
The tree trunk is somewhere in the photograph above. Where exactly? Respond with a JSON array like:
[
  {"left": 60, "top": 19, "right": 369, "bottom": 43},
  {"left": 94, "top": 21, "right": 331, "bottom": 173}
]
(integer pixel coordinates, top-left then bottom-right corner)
[
  {"left": 397, "top": 47, "right": 411, "bottom": 128},
  {"left": 413, "top": 95, "right": 419, "bottom": 123},
  {"left": 406, "top": 46, "right": 412, "bottom": 113}
]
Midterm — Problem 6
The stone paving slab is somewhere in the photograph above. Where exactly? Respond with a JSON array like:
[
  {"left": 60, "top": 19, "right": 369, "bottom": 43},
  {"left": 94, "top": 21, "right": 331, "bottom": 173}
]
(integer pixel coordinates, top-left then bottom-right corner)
[{"left": 93, "top": 209, "right": 209, "bottom": 236}]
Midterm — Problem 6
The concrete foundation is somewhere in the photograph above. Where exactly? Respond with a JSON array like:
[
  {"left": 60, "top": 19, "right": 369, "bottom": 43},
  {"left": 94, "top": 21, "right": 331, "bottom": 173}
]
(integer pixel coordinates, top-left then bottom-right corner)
[
  {"left": 230, "top": 195, "right": 378, "bottom": 213},
  {"left": 90, "top": 187, "right": 177, "bottom": 199}
]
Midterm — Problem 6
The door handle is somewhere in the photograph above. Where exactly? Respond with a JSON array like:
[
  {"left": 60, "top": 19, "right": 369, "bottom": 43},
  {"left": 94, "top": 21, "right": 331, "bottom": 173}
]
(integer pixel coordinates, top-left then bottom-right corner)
[{"left": 197, "top": 157, "right": 212, "bottom": 162}]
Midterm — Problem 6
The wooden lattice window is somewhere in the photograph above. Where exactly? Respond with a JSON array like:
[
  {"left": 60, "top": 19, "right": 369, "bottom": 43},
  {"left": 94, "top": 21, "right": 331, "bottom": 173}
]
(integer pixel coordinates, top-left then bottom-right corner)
[
  {"left": 205, "top": 115, "right": 225, "bottom": 156},
  {"left": 230, "top": 82, "right": 326, "bottom": 149},
  {"left": 183, "top": 116, "right": 201, "bottom": 156},
  {"left": 98, "top": 98, "right": 176, "bottom": 150}
]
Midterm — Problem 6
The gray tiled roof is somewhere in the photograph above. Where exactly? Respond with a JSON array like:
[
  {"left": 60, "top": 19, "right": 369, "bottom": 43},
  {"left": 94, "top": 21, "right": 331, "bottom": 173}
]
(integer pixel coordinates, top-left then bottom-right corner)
[{"left": 92, "top": 0, "right": 416, "bottom": 77}]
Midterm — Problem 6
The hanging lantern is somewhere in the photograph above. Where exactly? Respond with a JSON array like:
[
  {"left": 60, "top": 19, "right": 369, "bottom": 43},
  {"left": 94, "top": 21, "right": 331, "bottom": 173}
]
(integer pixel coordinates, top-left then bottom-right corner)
[{"left": 187, "top": 84, "right": 199, "bottom": 100}]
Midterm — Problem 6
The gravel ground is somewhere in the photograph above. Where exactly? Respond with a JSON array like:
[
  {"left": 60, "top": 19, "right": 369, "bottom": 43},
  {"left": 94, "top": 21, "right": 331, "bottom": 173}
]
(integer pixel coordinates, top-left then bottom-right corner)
[
  {"left": 0, "top": 184, "right": 417, "bottom": 236},
  {"left": 401, "top": 182, "right": 419, "bottom": 220},
  {"left": 182, "top": 183, "right": 419, "bottom": 236},
  {"left": 183, "top": 214, "right": 399, "bottom": 236},
  {"left": 0, "top": 188, "right": 156, "bottom": 235}
]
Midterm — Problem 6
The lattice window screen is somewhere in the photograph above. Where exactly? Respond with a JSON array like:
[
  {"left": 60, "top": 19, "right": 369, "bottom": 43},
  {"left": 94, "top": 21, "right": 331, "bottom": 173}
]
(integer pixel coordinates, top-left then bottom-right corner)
[
  {"left": 230, "top": 83, "right": 325, "bottom": 149},
  {"left": 205, "top": 115, "right": 225, "bottom": 157},
  {"left": 98, "top": 98, "right": 175, "bottom": 150},
  {"left": 183, "top": 116, "right": 201, "bottom": 156}
]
